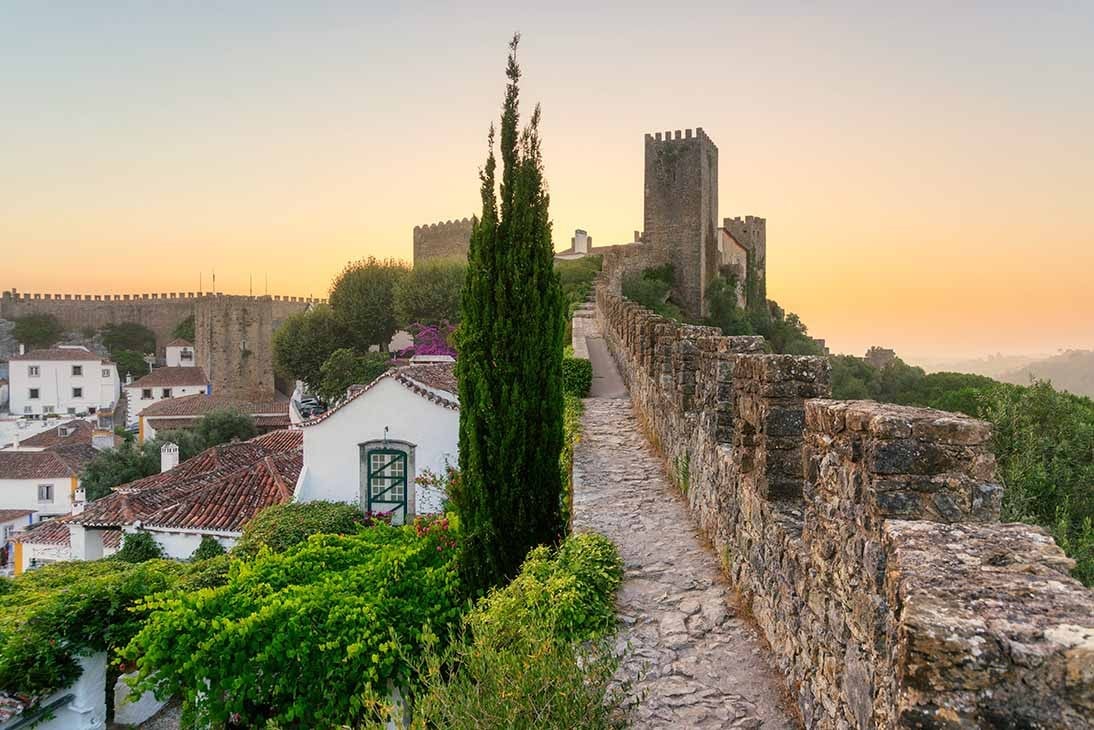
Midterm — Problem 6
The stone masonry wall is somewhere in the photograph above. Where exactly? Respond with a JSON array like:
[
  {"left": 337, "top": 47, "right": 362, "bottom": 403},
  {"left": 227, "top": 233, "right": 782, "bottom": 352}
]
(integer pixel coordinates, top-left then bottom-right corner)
[
  {"left": 195, "top": 295, "right": 275, "bottom": 400},
  {"left": 594, "top": 278, "right": 1093, "bottom": 728},
  {"left": 412, "top": 218, "right": 474, "bottom": 264},
  {"left": 1, "top": 289, "right": 314, "bottom": 353}
]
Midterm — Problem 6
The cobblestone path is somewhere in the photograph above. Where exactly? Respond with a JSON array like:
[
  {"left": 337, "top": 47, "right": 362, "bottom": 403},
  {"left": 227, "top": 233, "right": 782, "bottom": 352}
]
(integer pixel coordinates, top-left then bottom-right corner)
[{"left": 573, "top": 340, "right": 799, "bottom": 729}]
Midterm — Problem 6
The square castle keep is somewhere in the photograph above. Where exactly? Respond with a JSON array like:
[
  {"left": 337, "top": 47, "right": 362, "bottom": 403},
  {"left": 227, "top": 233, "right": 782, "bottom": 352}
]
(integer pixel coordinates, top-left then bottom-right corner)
[{"left": 413, "top": 127, "right": 766, "bottom": 320}]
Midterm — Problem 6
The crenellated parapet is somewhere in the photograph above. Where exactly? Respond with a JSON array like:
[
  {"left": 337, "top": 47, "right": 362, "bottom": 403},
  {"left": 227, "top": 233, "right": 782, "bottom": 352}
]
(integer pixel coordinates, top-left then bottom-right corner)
[
  {"left": 412, "top": 217, "right": 475, "bottom": 264},
  {"left": 592, "top": 277, "right": 1093, "bottom": 728}
]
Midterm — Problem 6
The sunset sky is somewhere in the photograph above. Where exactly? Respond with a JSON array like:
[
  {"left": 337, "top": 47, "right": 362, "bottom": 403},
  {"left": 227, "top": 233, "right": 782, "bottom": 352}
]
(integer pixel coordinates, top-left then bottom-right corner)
[{"left": 3, "top": 3, "right": 1092, "bottom": 360}]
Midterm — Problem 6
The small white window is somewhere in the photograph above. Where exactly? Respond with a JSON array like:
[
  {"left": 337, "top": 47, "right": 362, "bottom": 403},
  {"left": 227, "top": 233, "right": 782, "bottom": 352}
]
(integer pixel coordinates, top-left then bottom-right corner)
[
  {"left": 162, "top": 388, "right": 172, "bottom": 398},
  {"left": 23, "top": 406, "right": 32, "bottom": 414},
  {"left": 72, "top": 387, "right": 83, "bottom": 398},
  {"left": 2, "top": 526, "right": 12, "bottom": 542},
  {"left": 28, "top": 388, "right": 39, "bottom": 400},
  {"left": 102, "top": 368, "right": 111, "bottom": 378},
  {"left": 67, "top": 407, "right": 76, "bottom": 415},
  {"left": 141, "top": 389, "right": 153, "bottom": 400},
  {"left": 72, "top": 365, "right": 83, "bottom": 376},
  {"left": 28, "top": 366, "right": 40, "bottom": 377},
  {"left": 43, "top": 405, "right": 55, "bottom": 414},
  {"left": 37, "top": 484, "right": 53, "bottom": 502}
]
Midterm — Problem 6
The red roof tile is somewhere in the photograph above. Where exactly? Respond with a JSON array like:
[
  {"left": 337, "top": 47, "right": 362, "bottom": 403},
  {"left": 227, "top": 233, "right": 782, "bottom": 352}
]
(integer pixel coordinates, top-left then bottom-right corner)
[
  {"left": 12, "top": 517, "right": 122, "bottom": 547},
  {"left": 71, "top": 436, "right": 300, "bottom": 528},
  {"left": 127, "top": 367, "right": 208, "bottom": 389},
  {"left": 143, "top": 452, "right": 300, "bottom": 532},
  {"left": 16, "top": 420, "right": 122, "bottom": 449},
  {"left": 142, "top": 393, "right": 288, "bottom": 418},
  {"left": 164, "top": 339, "right": 194, "bottom": 348},
  {"left": 246, "top": 429, "right": 302, "bottom": 451},
  {"left": 0, "top": 449, "right": 85, "bottom": 479},
  {"left": 0, "top": 509, "right": 35, "bottom": 524}
]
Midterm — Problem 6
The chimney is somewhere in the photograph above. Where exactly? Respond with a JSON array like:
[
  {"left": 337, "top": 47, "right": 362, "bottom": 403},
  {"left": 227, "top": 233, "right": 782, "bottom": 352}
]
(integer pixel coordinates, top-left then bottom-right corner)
[
  {"left": 160, "top": 442, "right": 180, "bottom": 472},
  {"left": 18, "top": 343, "right": 25, "bottom": 355},
  {"left": 92, "top": 429, "right": 115, "bottom": 451}
]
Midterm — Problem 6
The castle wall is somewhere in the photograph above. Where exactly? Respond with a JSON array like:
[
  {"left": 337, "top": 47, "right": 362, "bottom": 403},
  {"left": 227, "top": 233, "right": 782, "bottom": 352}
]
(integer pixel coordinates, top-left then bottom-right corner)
[
  {"left": 195, "top": 296, "right": 276, "bottom": 400},
  {"left": 594, "top": 278, "right": 1093, "bottom": 728},
  {"left": 643, "top": 129, "right": 719, "bottom": 319},
  {"left": 412, "top": 218, "right": 474, "bottom": 264},
  {"left": 0, "top": 290, "right": 315, "bottom": 353},
  {"left": 723, "top": 216, "right": 767, "bottom": 306}
]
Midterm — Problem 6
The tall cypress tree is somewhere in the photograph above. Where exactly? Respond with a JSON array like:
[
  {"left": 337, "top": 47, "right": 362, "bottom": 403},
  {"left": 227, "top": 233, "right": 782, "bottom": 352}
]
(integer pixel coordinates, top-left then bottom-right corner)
[{"left": 456, "top": 34, "right": 566, "bottom": 595}]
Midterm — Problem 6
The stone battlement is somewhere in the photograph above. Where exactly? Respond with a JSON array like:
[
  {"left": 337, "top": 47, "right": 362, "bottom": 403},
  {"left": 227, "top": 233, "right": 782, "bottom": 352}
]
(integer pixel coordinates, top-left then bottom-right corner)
[
  {"left": 412, "top": 217, "right": 475, "bottom": 264},
  {"left": 593, "top": 275, "right": 1093, "bottom": 728},
  {"left": 412, "top": 217, "right": 474, "bottom": 233},
  {"left": 1, "top": 290, "right": 323, "bottom": 304},
  {"left": 644, "top": 127, "right": 712, "bottom": 144}
]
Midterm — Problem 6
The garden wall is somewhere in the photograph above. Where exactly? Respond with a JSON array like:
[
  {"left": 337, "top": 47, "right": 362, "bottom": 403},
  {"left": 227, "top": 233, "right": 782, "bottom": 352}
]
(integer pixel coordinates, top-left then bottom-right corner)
[{"left": 594, "top": 279, "right": 1094, "bottom": 728}]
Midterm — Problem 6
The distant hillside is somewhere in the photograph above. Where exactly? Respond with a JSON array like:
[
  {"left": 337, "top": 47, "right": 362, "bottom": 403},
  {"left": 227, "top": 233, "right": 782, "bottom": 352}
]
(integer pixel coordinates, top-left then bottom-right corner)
[
  {"left": 917, "top": 353, "right": 1043, "bottom": 380},
  {"left": 999, "top": 350, "right": 1094, "bottom": 398}
]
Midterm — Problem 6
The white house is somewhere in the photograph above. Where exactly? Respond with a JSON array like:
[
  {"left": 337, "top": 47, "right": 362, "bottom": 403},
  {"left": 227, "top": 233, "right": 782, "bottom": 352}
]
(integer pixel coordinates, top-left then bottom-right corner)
[
  {"left": 295, "top": 360, "right": 459, "bottom": 524},
  {"left": 0, "top": 444, "right": 95, "bottom": 518},
  {"left": 0, "top": 378, "right": 9, "bottom": 410},
  {"left": 8, "top": 346, "right": 120, "bottom": 419},
  {"left": 164, "top": 339, "right": 196, "bottom": 367},
  {"left": 124, "top": 367, "right": 209, "bottom": 425},
  {"left": 11, "top": 518, "right": 120, "bottom": 575},
  {"left": 62, "top": 431, "right": 302, "bottom": 561},
  {"left": 0, "top": 508, "right": 36, "bottom": 572}
]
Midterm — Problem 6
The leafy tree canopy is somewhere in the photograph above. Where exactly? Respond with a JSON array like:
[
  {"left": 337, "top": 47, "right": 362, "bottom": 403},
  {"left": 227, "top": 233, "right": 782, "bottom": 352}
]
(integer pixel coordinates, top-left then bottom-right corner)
[
  {"left": 111, "top": 349, "right": 151, "bottom": 381},
  {"left": 172, "top": 315, "right": 195, "bottom": 342},
  {"left": 329, "top": 256, "right": 409, "bottom": 352},
  {"left": 272, "top": 304, "right": 348, "bottom": 390},
  {"left": 102, "top": 322, "right": 156, "bottom": 355},
  {"left": 12, "top": 313, "right": 63, "bottom": 349},
  {"left": 394, "top": 258, "right": 466, "bottom": 327},
  {"left": 316, "top": 348, "right": 391, "bottom": 405},
  {"left": 112, "top": 530, "right": 165, "bottom": 563},
  {"left": 232, "top": 501, "right": 372, "bottom": 559}
]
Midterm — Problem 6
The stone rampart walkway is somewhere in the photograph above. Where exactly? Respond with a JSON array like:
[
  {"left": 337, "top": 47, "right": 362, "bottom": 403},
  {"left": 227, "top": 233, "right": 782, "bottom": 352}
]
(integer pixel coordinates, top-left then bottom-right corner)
[{"left": 573, "top": 334, "right": 799, "bottom": 729}]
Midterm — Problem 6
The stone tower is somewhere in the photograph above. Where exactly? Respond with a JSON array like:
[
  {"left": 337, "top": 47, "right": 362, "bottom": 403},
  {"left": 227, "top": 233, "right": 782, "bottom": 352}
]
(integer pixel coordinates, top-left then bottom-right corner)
[
  {"left": 644, "top": 128, "right": 719, "bottom": 319},
  {"left": 412, "top": 218, "right": 474, "bottom": 264},
  {"left": 195, "top": 295, "right": 276, "bottom": 400},
  {"left": 723, "top": 215, "right": 767, "bottom": 307}
]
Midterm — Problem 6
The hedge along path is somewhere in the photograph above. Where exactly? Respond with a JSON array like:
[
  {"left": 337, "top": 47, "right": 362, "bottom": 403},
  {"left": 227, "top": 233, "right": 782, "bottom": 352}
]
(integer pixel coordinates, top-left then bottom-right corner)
[{"left": 573, "top": 331, "right": 799, "bottom": 729}]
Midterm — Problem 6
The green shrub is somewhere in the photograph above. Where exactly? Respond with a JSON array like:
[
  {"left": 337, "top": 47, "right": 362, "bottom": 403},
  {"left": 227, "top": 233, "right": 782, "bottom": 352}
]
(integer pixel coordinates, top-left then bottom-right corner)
[
  {"left": 113, "top": 531, "right": 165, "bottom": 563},
  {"left": 123, "top": 524, "right": 462, "bottom": 728},
  {"left": 562, "top": 355, "right": 593, "bottom": 397},
  {"left": 190, "top": 535, "right": 226, "bottom": 561},
  {"left": 0, "top": 559, "right": 186, "bottom": 696},
  {"left": 405, "top": 531, "right": 628, "bottom": 729},
  {"left": 559, "top": 395, "right": 583, "bottom": 531},
  {"left": 232, "top": 501, "right": 372, "bottom": 559},
  {"left": 470, "top": 531, "right": 622, "bottom": 646}
]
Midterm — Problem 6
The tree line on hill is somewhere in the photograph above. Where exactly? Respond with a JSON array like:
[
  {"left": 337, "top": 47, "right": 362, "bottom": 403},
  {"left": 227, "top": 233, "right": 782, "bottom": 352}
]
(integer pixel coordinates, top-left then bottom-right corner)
[{"left": 624, "top": 264, "right": 1094, "bottom": 585}]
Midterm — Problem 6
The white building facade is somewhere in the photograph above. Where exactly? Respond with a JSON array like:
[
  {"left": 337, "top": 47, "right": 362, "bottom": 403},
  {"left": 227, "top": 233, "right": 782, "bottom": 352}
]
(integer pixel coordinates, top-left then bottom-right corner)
[
  {"left": 124, "top": 367, "right": 209, "bottom": 425},
  {"left": 8, "top": 347, "right": 120, "bottom": 418},
  {"left": 164, "top": 339, "right": 196, "bottom": 367},
  {"left": 295, "top": 362, "right": 458, "bottom": 524}
]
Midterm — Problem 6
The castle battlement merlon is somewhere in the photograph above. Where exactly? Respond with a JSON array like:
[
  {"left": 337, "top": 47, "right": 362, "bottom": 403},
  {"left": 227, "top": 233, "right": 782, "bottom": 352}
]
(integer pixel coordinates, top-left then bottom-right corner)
[
  {"left": 644, "top": 127, "right": 712, "bottom": 145},
  {"left": 412, "top": 217, "right": 475, "bottom": 234}
]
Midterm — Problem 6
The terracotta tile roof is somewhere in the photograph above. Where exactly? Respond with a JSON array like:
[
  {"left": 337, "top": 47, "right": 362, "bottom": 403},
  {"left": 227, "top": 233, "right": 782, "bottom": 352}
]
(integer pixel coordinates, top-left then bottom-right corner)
[
  {"left": 142, "top": 393, "right": 288, "bottom": 418},
  {"left": 302, "top": 362, "right": 458, "bottom": 427},
  {"left": 71, "top": 437, "right": 299, "bottom": 528},
  {"left": 9, "top": 347, "right": 108, "bottom": 362},
  {"left": 143, "top": 451, "right": 301, "bottom": 532},
  {"left": 0, "top": 449, "right": 82, "bottom": 479},
  {"left": 16, "top": 419, "right": 122, "bottom": 449},
  {"left": 165, "top": 339, "right": 194, "bottom": 348},
  {"left": 126, "top": 367, "right": 209, "bottom": 389},
  {"left": 0, "top": 509, "right": 35, "bottom": 524},
  {"left": 12, "top": 517, "right": 122, "bottom": 548},
  {"left": 246, "top": 428, "right": 303, "bottom": 451}
]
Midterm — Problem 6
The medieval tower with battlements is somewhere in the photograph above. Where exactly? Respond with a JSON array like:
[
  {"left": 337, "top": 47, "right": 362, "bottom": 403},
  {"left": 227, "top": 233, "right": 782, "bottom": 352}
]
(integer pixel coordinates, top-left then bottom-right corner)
[{"left": 643, "top": 128, "right": 720, "bottom": 319}]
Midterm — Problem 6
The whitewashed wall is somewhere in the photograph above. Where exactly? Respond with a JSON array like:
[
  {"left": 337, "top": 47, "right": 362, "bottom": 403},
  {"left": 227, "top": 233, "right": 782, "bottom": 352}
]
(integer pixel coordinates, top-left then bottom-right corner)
[
  {"left": 0, "top": 476, "right": 73, "bottom": 516},
  {"left": 125, "top": 383, "right": 207, "bottom": 424},
  {"left": 9, "top": 356, "right": 119, "bottom": 417},
  {"left": 165, "top": 345, "right": 195, "bottom": 368},
  {"left": 0, "top": 653, "right": 107, "bottom": 730},
  {"left": 141, "top": 527, "right": 236, "bottom": 559},
  {"left": 296, "top": 378, "right": 457, "bottom": 520}
]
